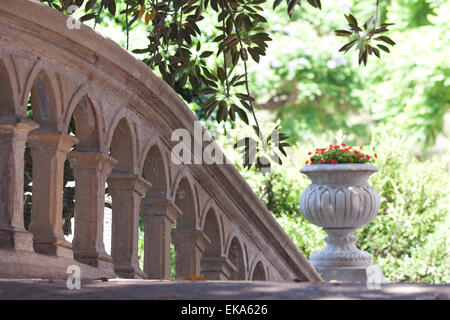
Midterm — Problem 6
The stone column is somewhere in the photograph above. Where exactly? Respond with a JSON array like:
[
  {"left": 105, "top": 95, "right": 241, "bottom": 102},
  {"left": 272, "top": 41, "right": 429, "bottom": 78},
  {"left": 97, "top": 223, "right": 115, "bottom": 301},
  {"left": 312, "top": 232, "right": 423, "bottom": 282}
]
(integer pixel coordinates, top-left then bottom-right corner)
[
  {"left": 140, "top": 196, "right": 182, "bottom": 279},
  {"left": 0, "top": 115, "right": 39, "bottom": 251},
  {"left": 67, "top": 151, "right": 118, "bottom": 270},
  {"left": 171, "top": 228, "right": 210, "bottom": 278},
  {"left": 27, "top": 130, "right": 78, "bottom": 258},
  {"left": 201, "top": 256, "right": 237, "bottom": 280},
  {"left": 107, "top": 173, "right": 151, "bottom": 278}
]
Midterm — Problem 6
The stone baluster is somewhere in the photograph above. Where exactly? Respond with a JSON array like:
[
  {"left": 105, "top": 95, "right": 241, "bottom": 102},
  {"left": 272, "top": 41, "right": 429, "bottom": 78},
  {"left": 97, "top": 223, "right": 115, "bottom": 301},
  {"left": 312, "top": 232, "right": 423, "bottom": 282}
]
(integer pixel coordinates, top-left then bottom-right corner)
[
  {"left": 0, "top": 115, "right": 39, "bottom": 251},
  {"left": 27, "top": 130, "right": 78, "bottom": 258},
  {"left": 201, "top": 256, "right": 237, "bottom": 280},
  {"left": 67, "top": 151, "right": 118, "bottom": 270},
  {"left": 107, "top": 173, "right": 151, "bottom": 278},
  {"left": 171, "top": 228, "right": 210, "bottom": 278},
  {"left": 140, "top": 196, "right": 182, "bottom": 279}
]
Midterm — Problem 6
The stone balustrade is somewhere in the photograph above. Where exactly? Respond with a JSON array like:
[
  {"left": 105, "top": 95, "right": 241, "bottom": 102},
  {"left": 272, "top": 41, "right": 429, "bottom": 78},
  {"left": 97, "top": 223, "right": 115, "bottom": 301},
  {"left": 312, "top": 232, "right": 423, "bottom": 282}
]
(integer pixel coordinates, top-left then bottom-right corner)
[{"left": 0, "top": 0, "right": 321, "bottom": 282}]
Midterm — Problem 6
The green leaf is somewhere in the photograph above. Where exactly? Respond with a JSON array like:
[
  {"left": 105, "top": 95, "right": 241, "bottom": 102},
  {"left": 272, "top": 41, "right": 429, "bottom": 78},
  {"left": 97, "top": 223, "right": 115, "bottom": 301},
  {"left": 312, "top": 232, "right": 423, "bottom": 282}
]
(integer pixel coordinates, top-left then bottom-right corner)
[
  {"left": 335, "top": 30, "right": 353, "bottom": 37},
  {"left": 273, "top": 0, "right": 283, "bottom": 9},
  {"left": 307, "top": 0, "right": 321, "bottom": 9},
  {"left": 107, "top": 0, "right": 116, "bottom": 16},
  {"left": 363, "top": 15, "right": 375, "bottom": 30},
  {"left": 217, "top": 66, "right": 225, "bottom": 83},
  {"left": 200, "top": 51, "right": 214, "bottom": 58},
  {"left": 216, "top": 104, "right": 228, "bottom": 123},
  {"left": 288, "top": 0, "right": 300, "bottom": 19},
  {"left": 85, "top": 0, "right": 97, "bottom": 11},
  {"left": 80, "top": 12, "right": 96, "bottom": 21},
  {"left": 338, "top": 39, "right": 357, "bottom": 53},
  {"left": 345, "top": 14, "right": 358, "bottom": 27},
  {"left": 377, "top": 44, "right": 390, "bottom": 53},
  {"left": 372, "top": 46, "right": 380, "bottom": 58},
  {"left": 375, "top": 36, "right": 396, "bottom": 46},
  {"left": 234, "top": 105, "right": 249, "bottom": 124}
]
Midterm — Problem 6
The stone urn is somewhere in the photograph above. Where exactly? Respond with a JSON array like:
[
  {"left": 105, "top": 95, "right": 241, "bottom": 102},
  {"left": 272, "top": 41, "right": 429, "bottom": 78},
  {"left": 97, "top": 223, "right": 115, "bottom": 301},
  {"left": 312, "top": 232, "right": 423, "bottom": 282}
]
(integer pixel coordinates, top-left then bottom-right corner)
[{"left": 299, "top": 163, "right": 385, "bottom": 283}]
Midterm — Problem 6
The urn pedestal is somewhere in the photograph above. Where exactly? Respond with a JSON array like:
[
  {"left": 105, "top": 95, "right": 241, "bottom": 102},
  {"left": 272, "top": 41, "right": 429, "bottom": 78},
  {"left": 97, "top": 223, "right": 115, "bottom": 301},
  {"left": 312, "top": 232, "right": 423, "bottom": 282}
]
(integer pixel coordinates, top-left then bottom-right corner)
[{"left": 299, "top": 164, "right": 386, "bottom": 284}]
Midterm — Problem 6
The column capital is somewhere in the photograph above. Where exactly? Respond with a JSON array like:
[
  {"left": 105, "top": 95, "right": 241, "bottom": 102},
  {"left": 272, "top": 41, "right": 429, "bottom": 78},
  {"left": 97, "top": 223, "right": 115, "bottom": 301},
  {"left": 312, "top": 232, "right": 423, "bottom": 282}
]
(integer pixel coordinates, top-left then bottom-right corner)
[
  {"left": 68, "top": 151, "right": 118, "bottom": 173},
  {"left": 171, "top": 228, "right": 211, "bottom": 253},
  {"left": 141, "top": 196, "right": 182, "bottom": 224},
  {"left": 0, "top": 115, "right": 39, "bottom": 137},
  {"left": 28, "top": 130, "right": 79, "bottom": 152},
  {"left": 107, "top": 173, "right": 152, "bottom": 196}
]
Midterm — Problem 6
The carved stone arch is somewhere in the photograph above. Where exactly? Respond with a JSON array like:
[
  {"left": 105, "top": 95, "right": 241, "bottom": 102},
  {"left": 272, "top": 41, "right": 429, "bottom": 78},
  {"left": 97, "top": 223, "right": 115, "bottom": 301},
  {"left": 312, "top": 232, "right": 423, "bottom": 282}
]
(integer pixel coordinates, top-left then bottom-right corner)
[
  {"left": 108, "top": 116, "right": 136, "bottom": 174},
  {"left": 250, "top": 260, "right": 267, "bottom": 281},
  {"left": 62, "top": 83, "right": 88, "bottom": 127},
  {"left": 225, "top": 234, "right": 247, "bottom": 280},
  {"left": 0, "top": 55, "right": 19, "bottom": 115},
  {"left": 64, "top": 94, "right": 101, "bottom": 152},
  {"left": 63, "top": 83, "right": 105, "bottom": 136},
  {"left": 200, "top": 206, "right": 223, "bottom": 257},
  {"left": 24, "top": 66, "right": 60, "bottom": 129},
  {"left": 140, "top": 137, "right": 171, "bottom": 199},
  {"left": 104, "top": 108, "right": 126, "bottom": 148},
  {"left": 171, "top": 170, "right": 198, "bottom": 229},
  {"left": 19, "top": 57, "right": 41, "bottom": 109}
]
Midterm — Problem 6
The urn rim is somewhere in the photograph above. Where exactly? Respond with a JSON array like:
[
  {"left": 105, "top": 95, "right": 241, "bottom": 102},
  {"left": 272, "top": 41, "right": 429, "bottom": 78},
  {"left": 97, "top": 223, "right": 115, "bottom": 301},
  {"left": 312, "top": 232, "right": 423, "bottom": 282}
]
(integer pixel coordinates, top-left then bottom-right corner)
[{"left": 300, "top": 163, "right": 378, "bottom": 174}]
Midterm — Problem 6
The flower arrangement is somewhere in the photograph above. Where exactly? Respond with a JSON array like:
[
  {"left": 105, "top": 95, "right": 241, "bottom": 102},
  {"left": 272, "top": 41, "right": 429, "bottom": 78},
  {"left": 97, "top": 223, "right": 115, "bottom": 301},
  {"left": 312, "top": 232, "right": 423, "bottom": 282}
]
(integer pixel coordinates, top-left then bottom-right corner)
[{"left": 305, "top": 143, "right": 377, "bottom": 165}]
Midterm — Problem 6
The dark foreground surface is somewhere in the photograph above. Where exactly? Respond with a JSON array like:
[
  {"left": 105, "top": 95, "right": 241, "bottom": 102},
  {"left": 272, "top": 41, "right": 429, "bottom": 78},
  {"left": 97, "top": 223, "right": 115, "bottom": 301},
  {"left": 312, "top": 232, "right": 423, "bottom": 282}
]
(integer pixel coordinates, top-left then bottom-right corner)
[{"left": 0, "top": 279, "right": 448, "bottom": 300}]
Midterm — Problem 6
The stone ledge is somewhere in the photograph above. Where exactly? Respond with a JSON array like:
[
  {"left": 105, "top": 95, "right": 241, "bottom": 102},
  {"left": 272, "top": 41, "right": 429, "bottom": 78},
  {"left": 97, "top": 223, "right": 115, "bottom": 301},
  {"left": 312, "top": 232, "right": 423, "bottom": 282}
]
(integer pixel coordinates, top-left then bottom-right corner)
[
  {"left": 314, "top": 265, "right": 387, "bottom": 284},
  {"left": 0, "top": 249, "right": 117, "bottom": 279},
  {"left": 0, "top": 279, "right": 447, "bottom": 300}
]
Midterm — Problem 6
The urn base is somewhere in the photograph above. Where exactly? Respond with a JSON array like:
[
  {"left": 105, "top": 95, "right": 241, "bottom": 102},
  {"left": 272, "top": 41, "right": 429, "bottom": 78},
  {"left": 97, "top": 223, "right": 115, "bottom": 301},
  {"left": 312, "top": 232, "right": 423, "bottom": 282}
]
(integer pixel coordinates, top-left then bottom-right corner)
[
  {"left": 314, "top": 265, "right": 387, "bottom": 285},
  {"left": 310, "top": 228, "right": 374, "bottom": 268}
]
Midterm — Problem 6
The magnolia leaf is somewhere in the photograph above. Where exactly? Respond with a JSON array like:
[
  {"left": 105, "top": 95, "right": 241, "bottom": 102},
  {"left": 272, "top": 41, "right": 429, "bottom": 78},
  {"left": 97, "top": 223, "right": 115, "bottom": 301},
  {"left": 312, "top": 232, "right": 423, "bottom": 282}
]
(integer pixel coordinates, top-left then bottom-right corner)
[
  {"left": 335, "top": 30, "right": 353, "bottom": 37},
  {"left": 338, "top": 39, "right": 357, "bottom": 53},
  {"left": 372, "top": 46, "right": 380, "bottom": 58},
  {"left": 375, "top": 36, "right": 396, "bottom": 46},
  {"left": 273, "top": 0, "right": 283, "bottom": 9},
  {"left": 377, "top": 44, "right": 390, "bottom": 53},
  {"left": 150, "top": 6, "right": 156, "bottom": 21},
  {"left": 80, "top": 12, "right": 96, "bottom": 22},
  {"left": 107, "top": 0, "right": 116, "bottom": 16},
  {"left": 307, "top": 0, "right": 321, "bottom": 9},
  {"left": 85, "top": 0, "right": 97, "bottom": 11},
  {"left": 363, "top": 15, "right": 375, "bottom": 30},
  {"left": 345, "top": 14, "right": 358, "bottom": 27},
  {"left": 138, "top": 5, "right": 145, "bottom": 20}
]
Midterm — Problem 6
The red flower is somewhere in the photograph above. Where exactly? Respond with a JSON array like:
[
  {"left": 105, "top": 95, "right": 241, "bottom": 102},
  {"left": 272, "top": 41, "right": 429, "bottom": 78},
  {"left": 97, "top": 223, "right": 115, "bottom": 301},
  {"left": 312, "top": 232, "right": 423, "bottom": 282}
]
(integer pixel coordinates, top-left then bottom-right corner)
[
  {"left": 308, "top": 152, "right": 312, "bottom": 155},
  {"left": 354, "top": 150, "right": 359, "bottom": 155},
  {"left": 341, "top": 143, "right": 346, "bottom": 147},
  {"left": 305, "top": 160, "right": 309, "bottom": 164},
  {"left": 366, "top": 155, "right": 370, "bottom": 160},
  {"left": 311, "top": 158, "right": 315, "bottom": 163},
  {"left": 331, "top": 159, "right": 337, "bottom": 164},
  {"left": 374, "top": 153, "right": 378, "bottom": 159},
  {"left": 359, "top": 154, "right": 364, "bottom": 158}
]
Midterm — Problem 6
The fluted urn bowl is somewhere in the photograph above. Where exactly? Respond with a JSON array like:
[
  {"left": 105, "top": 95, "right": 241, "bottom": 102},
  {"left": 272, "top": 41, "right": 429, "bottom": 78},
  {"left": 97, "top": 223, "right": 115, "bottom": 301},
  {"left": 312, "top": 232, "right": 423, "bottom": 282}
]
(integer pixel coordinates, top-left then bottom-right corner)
[{"left": 299, "top": 164, "right": 380, "bottom": 268}]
